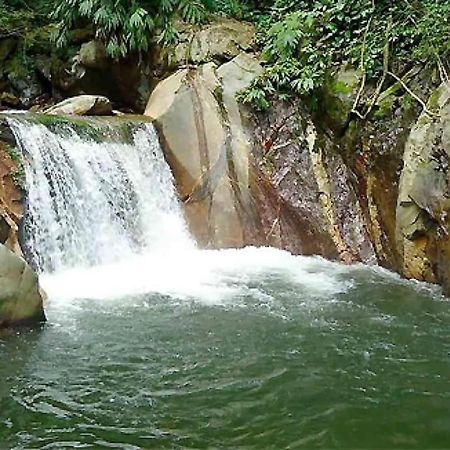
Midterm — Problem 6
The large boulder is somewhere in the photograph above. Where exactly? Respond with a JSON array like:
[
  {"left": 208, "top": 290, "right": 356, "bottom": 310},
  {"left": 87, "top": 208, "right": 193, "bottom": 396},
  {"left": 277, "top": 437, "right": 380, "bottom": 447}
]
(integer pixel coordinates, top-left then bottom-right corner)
[
  {"left": 146, "top": 54, "right": 263, "bottom": 247},
  {"left": 45, "top": 95, "right": 113, "bottom": 116},
  {"left": 396, "top": 82, "right": 450, "bottom": 287},
  {"left": 0, "top": 243, "right": 45, "bottom": 328}
]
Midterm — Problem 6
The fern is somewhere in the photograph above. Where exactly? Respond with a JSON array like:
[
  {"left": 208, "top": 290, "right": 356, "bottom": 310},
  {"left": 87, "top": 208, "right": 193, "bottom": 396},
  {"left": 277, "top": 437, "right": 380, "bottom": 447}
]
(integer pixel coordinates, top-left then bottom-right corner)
[
  {"left": 52, "top": 0, "right": 224, "bottom": 57},
  {"left": 238, "top": 0, "right": 450, "bottom": 110}
]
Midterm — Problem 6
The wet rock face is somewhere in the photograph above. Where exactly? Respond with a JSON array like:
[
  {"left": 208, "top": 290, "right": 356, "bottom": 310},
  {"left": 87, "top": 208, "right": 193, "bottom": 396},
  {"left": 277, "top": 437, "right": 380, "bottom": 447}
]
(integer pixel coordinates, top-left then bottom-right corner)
[
  {"left": 0, "top": 243, "right": 45, "bottom": 328},
  {"left": 0, "top": 122, "right": 45, "bottom": 328},
  {"left": 0, "top": 126, "right": 24, "bottom": 254},
  {"left": 251, "top": 102, "right": 375, "bottom": 263}
]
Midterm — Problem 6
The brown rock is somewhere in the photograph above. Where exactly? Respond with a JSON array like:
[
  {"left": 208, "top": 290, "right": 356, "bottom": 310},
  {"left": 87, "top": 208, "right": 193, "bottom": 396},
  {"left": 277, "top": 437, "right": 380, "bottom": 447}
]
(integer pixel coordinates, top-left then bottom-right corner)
[
  {"left": 0, "top": 92, "right": 20, "bottom": 107},
  {"left": 44, "top": 95, "right": 113, "bottom": 116}
]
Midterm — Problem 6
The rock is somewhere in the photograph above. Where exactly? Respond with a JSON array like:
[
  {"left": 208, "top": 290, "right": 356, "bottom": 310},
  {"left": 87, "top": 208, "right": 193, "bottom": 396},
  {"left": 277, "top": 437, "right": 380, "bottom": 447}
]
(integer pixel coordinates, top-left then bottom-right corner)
[
  {"left": 321, "top": 67, "right": 362, "bottom": 134},
  {"left": 0, "top": 92, "right": 20, "bottom": 107},
  {"left": 51, "top": 52, "right": 150, "bottom": 112},
  {"left": 0, "top": 129, "right": 25, "bottom": 254},
  {"left": 69, "top": 27, "right": 95, "bottom": 45},
  {"left": 45, "top": 95, "right": 113, "bottom": 116},
  {"left": 146, "top": 52, "right": 347, "bottom": 256},
  {"left": 79, "top": 40, "right": 108, "bottom": 69},
  {"left": 396, "top": 82, "right": 450, "bottom": 286},
  {"left": 7, "top": 73, "right": 44, "bottom": 108},
  {"left": 144, "top": 19, "right": 450, "bottom": 292},
  {"left": 146, "top": 53, "right": 263, "bottom": 247},
  {"left": 161, "top": 19, "right": 255, "bottom": 70},
  {"left": 0, "top": 243, "right": 45, "bottom": 328},
  {"left": 0, "top": 38, "right": 18, "bottom": 62},
  {"left": 250, "top": 101, "right": 374, "bottom": 262}
]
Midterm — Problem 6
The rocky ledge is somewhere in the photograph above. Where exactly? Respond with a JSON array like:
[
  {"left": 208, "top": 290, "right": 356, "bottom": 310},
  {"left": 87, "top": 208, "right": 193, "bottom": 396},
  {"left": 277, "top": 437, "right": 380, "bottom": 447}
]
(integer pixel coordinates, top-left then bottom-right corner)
[{"left": 145, "top": 19, "right": 450, "bottom": 296}]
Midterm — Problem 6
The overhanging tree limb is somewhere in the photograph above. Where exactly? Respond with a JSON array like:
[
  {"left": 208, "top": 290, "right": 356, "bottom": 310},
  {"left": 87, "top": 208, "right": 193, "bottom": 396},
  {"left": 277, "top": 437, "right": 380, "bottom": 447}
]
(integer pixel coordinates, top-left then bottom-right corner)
[{"left": 387, "top": 71, "right": 438, "bottom": 117}]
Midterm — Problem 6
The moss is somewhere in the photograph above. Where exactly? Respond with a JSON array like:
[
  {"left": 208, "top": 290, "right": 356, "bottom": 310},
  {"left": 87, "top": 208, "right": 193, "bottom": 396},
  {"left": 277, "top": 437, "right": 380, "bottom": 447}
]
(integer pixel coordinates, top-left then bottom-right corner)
[
  {"left": 344, "top": 119, "right": 359, "bottom": 142},
  {"left": 400, "top": 93, "right": 416, "bottom": 120},
  {"left": 4, "top": 143, "right": 22, "bottom": 164},
  {"left": 329, "top": 80, "right": 353, "bottom": 96},
  {"left": 31, "top": 114, "right": 74, "bottom": 127},
  {"left": 27, "top": 113, "right": 152, "bottom": 145},
  {"left": 427, "top": 88, "right": 442, "bottom": 113},
  {"left": 320, "top": 69, "right": 361, "bottom": 133},
  {"left": 28, "top": 114, "right": 104, "bottom": 142},
  {"left": 373, "top": 96, "right": 395, "bottom": 119},
  {"left": 2, "top": 143, "right": 26, "bottom": 191}
]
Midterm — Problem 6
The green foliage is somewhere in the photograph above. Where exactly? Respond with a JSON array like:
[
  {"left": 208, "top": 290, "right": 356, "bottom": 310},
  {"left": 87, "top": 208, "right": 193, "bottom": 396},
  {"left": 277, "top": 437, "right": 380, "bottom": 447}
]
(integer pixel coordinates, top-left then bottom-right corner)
[
  {"left": 237, "top": 0, "right": 450, "bottom": 110},
  {"left": 0, "top": 0, "right": 53, "bottom": 33},
  {"left": 2, "top": 0, "right": 449, "bottom": 113},
  {"left": 0, "top": 0, "right": 57, "bottom": 80},
  {"left": 52, "top": 0, "right": 225, "bottom": 58}
]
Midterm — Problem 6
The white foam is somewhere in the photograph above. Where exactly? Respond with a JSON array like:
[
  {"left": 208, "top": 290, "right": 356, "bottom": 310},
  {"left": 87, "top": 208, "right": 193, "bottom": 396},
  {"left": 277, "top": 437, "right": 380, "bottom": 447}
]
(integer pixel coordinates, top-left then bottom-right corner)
[{"left": 41, "top": 247, "right": 350, "bottom": 306}]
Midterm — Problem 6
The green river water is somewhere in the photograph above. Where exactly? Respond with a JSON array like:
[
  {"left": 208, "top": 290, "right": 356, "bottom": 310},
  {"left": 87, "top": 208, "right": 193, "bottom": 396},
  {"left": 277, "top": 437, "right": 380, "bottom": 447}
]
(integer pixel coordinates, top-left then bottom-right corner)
[{"left": 1, "top": 249, "right": 449, "bottom": 449}]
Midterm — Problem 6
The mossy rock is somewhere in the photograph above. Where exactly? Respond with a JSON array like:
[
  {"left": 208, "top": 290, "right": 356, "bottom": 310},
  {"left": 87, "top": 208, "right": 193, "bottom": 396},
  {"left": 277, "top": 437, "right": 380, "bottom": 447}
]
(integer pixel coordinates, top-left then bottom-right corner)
[{"left": 321, "top": 67, "right": 362, "bottom": 134}]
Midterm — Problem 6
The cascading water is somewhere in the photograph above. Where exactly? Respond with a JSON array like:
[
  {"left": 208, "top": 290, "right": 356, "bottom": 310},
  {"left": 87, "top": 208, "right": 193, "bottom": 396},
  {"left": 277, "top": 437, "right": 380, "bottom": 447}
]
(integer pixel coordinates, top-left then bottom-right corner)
[
  {"left": 5, "top": 114, "right": 351, "bottom": 302},
  {"left": 7, "top": 116, "right": 194, "bottom": 274}
]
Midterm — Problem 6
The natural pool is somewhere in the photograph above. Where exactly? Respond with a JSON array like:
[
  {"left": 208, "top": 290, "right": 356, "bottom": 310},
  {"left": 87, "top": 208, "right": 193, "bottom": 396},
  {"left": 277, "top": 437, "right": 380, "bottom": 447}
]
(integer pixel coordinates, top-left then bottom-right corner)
[{"left": 1, "top": 248, "right": 449, "bottom": 449}]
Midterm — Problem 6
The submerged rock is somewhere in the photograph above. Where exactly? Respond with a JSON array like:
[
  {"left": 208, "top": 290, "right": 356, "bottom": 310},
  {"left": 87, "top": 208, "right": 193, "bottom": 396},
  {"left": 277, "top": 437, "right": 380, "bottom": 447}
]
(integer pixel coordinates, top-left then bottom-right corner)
[
  {"left": 45, "top": 95, "right": 113, "bottom": 116},
  {"left": 0, "top": 243, "right": 45, "bottom": 328}
]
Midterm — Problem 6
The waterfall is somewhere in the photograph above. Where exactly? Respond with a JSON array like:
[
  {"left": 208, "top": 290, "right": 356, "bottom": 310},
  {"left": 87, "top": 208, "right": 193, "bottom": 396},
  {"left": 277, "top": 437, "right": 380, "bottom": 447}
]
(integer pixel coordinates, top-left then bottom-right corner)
[
  {"left": 6, "top": 114, "right": 350, "bottom": 304},
  {"left": 7, "top": 116, "right": 194, "bottom": 274}
]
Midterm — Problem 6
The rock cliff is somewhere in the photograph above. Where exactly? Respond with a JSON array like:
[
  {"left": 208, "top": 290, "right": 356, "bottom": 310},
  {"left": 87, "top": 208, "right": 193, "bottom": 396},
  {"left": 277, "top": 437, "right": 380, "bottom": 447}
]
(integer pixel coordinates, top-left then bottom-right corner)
[{"left": 145, "top": 19, "right": 450, "bottom": 295}]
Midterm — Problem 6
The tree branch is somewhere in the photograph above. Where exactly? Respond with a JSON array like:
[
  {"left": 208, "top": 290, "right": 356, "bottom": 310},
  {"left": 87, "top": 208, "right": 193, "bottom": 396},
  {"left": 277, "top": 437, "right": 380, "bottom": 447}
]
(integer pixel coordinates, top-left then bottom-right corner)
[{"left": 387, "top": 71, "right": 439, "bottom": 117}]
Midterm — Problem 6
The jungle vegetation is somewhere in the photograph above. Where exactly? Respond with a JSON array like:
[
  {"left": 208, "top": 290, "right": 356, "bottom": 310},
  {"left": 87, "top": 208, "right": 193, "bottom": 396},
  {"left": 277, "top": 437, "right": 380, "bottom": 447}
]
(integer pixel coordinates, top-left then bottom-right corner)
[{"left": 1, "top": 0, "right": 449, "bottom": 109}]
